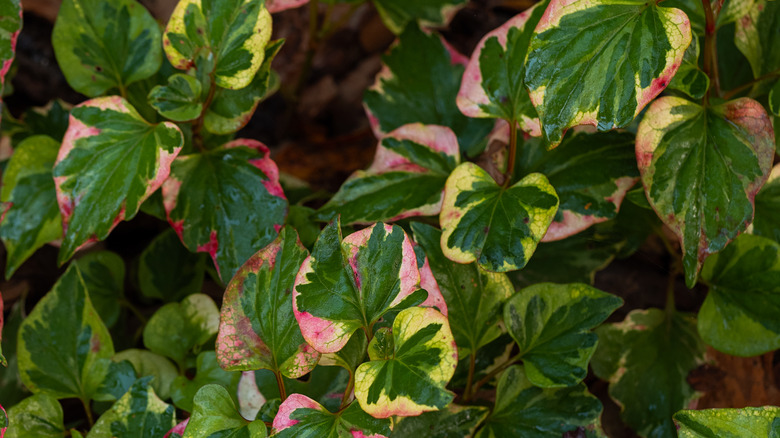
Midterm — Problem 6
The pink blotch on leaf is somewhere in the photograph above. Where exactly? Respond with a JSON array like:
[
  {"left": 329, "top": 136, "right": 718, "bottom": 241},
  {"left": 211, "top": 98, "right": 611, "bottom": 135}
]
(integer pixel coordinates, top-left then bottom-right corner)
[
  {"left": 197, "top": 230, "right": 220, "bottom": 276},
  {"left": 272, "top": 394, "right": 323, "bottom": 431},
  {"left": 1, "top": 403, "right": 6, "bottom": 438},
  {"left": 415, "top": 243, "right": 448, "bottom": 316},
  {"left": 228, "top": 139, "right": 286, "bottom": 200},
  {"left": 163, "top": 419, "right": 189, "bottom": 438}
]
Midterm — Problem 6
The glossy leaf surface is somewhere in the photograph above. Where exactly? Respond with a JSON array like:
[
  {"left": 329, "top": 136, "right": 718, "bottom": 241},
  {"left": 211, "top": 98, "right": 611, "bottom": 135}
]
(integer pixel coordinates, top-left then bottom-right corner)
[
  {"left": 148, "top": 73, "right": 203, "bottom": 122},
  {"left": 183, "top": 384, "right": 266, "bottom": 438},
  {"left": 271, "top": 396, "right": 391, "bottom": 437},
  {"left": 525, "top": 0, "right": 691, "bottom": 145},
  {"left": 753, "top": 164, "right": 780, "bottom": 243},
  {"left": 636, "top": 96, "right": 775, "bottom": 286},
  {"left": 674, "top": 406, "right": 780, "bottom": 437},
  {"left": 440, "top": 162, "right": 559, "bottom": 272},
  {"left": 115, "top": 349, "right": 178, "bottom": 401},
  {"left": 591, "top": 309, "right": 705, "bottom": 438},
  {"left": 163, "top": 0, "right": 272, "bottom": 90},
  {"left": 52, "top": 0, "right": 161, "bottom": 96},
  {"left": 4, "top": 394, "right": 64, "bottom": 438},
  {"left": 293, "top": 220, "right": 421, "bottom": 354},
  {"left": 667, "top": 36, "right": 709, "bottom": 99},
  {"left": 316, "top": 124, "right": 460, "bottom": 224},
  {"left": 391, "top": 404, "right": 489, "bottom": 438},
  {"left": 476, "top": 365, "right": 603, "bottom": 438},
  {"left": 87, "top": 377, "right": 176, "bottom": 438},
  {"left": 0, "top": 135, "right": 61, "bottom": 278},
  {"left": 505, "top": 283, "right": 622, "bottom": 387},
  {"left": 371, "top": 0, "right": 465, "bottom": 34},
  {"left": 354, "top": 306, "right": 457, "bottom": 418},
  {"left": 74, "top": 251, "right": 124, "bottom": 328},
  {"left": 734, "top": 0, "right": 780, "bottom": 94},
  {"left": 163, "top": 139, "right": 286, "bottom": 280},
  {"left": 54, "top": 96, "right": 183, "bottom": 263},
  {"left": 138, "top": 228, "right": 206, "bottom": 302},
  {"left": 171, "top": 351, "right": 241, "bottom": 413}
]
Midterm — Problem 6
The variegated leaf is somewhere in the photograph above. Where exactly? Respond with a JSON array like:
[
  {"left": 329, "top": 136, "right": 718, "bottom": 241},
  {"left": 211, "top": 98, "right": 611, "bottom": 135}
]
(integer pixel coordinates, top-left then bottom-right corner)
[
  {"left": 87, "top": 377, "right": 176, "bottom": 438},
  {"left": 440, "top": 162, "right": 559, "bottom": 272},
  {"left": 217, "top": 226, "right": 320, "bottom": 378},
  {"left": 4, "top": 394, "right": 65, "bottom": 438},
  {"left": 53, "top": 96, "right": 183, "bottom": 264},
  {"left": 114, "top": 349, "right": 178, "bottom": 400},
  {"left": 52, "top": 0, "right": 161, "bottom": 97},
  {"left": 371, "top": 0, "right": 467, "bottom": 34},
  {"left": 163, "top": 0, "right": 272, "bottom": 90},
  {"left": 315, "top": 124, "right": 460, "bottom": 224},
  {"left": 271, "top": 396, "right": 391, "bottom": 437},
  {"left": 0, "top": 299, "right": 29, "bottom": 405},
  {"left": 636, "top": 96, "right": 775, "bottom": 287},
  {"left": 668, "top": 36, "right": 709, "bottom": 100},
  {"left": 73, "top": 251, "right": 125, "bottom": 330},
  {"left": 0, "top": 0, "right": 20, "bottom": 126},
  {"left": 183, "top": 384, "right": 266, "bottom": 438},
  {"left": 0, "top": 403, "right": 5, "bottom": 437},
  {"left": 138, "top": 228, "right": 207, "bottom": 302},
  {"left": 753, "top": 163, "right": 780, "bottom": 243},
  {"left": 734, "top": 0, "right": 780, "bottom": 94},
  {"left": 524, "top": 0, "right": 692, "bottom": 146},
  {"left": 391, "top": 404, "right": 489, "bottom": 437},
  {"left": 354, "top": 307, "right": 457, "bottom": 418},
  {"left": 171, "top": 351, "right": 241, "bottom": 413},
  {"left": 293, "top": 220, "right": 423, "bottom": 354},
  {"left": 163, "top": 139, "right": 287, "bottom": 281},
  {"left": 148, "top": 73, "right": 203, "bottom": 122},
  {"left": 674, "top": 406, "right": 780, "bottom": 437}
]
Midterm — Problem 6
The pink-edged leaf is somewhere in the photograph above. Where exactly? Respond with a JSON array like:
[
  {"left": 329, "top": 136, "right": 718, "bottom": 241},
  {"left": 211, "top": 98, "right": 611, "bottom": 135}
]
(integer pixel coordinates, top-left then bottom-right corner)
[
  {"left": 412, "top": 241, "right": 448, "bottom": 316},
  {"left": 0, "top": 0, "right": 21, "bottom": 127},
  {"left": 217, "top": 226, "right": 320, "bottom": 378},
  {"left": 162, "top": 139, "right": 287, "bottom": 280},
  {"left": 53, "top": 96, "right": 183, "bottom": 264},
  {"left": 164, "top": 419, "right": 189, "bottom": 438},
  {"left": 266, "top": 0, "right": 309, "bottom": 13},
  {"left": 293, "top": 219, "right": 423, "bottom": 354},
  {"left": 0, "top": 402, "right": 5, "bottom": 437},
  {"left": 315, "top": 123, "right": 460, "bottom": 225},
  {"left": 271, "top": 395, "right": 391, "bottom": 438}
]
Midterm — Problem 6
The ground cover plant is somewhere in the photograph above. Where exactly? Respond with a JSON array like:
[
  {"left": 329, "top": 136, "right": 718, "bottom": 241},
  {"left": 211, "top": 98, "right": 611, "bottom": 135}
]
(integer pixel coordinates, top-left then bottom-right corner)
[{"left": 0, "top": 0, "right": 779, "bottom": 436}]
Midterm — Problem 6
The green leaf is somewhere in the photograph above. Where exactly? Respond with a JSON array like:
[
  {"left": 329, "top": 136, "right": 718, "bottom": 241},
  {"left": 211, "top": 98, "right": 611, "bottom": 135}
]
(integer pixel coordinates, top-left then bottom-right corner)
[
  {"left": 668, "top": 37, "right": 710, "bottom": 99},
  {"left": 293, "top": 220, "right": 423, "bottom": 354},
  {"left": 734, "top": 0, "right": 780, "bottom": 94},
  {"left": 475, "top": 365, "right": 603, "bottom": 438},
  {"left": 54, "top": 96, "right": 184, "bottom": 264},
  {"left": 0, "top": 299, "right": 30, "bottom": 405},
  {"left": 363, "top": 24, "right": 493, "bottom": 156},
  {"left": 524, "top": 0, "right": 692, "bottom": 146},
  {"left": 271, "top": 396, "right": 391, "bottom": 438},
  {"left": 504, "top": 283, "right": 622, "bottom": 387},
  {"left": 354, "top": 307, "right": 457, "bottom": 418},
  {"left": 0, "top": 0, "right": 20, "bottom": 125},
  {"left": 411, "top": 222, "right": 512, "bottom": 356},
  {"left": 183, "top": 384, "right": 266, "bottom": 438},
  {"left": 17, "top": 266, "right": 114, "bottom": 401},
  {"left": 52, "top": 0, "right": 161, "bottom": 96},
  {"left": 0, "top": 135, "right": 61, "bottom": 278},
  {"left": 139, "top": 228, "right": 206, "bottom": 302},
  {"left": 317, "top": 331, "right": 368, "bottom": 375},
  {"left": 143, "top": 293, "right": 220, "bottom": 367},
  {"left": 92, "top": 358, "right": 137, "bottom": 402},
  {"left": 253, "top": 365, "right": 350, "bottom": 413},
  {"left": 315, "top": 124, "right": 460, "bottom": 224},
  {"left": 754, "top": 164, "right": 780, "bottom": 243},
  {"left": 171, "top": 351, "right": 241, "bottom": 413},
  {"left": 162, "top": 139, "right": 287, "bottom": 281},
  {"left": 371, "top": 0, "right": 466, "bottom": 34},
  {"left": 4, "top": 394, "right": 65, "bottom": 438},
  {"left": 74, "top": 251, "right": 124, "bottom": 328},
  {"left": 0, "top": 403, "right": 5, "bottom": 436},
  {"left": 440, "top": 162, "right": 559, "bottom": 272},
  {"left": 770, "top": 80, "right": 780, "bottom": 116},
  {"left": 163, "top": 0, "right": 272, "bottom": 90},
  {"left": 87, "top": 377, "right": 176, "bottom": 438},
  {"left": 391, "top": 404, "right": 489, "bottom": 438},
  {"left": 217, "top": 226, "right": 320, "bottom": 378},
  {"left": 674, "top": 406, "right": 780, "bottom": 437},
  {"left": 591, "top": 309, "right": 705, "bottom": 438},
  {"left": 114, "top": 349, "right": 179, "bottom": 400},
  {"left": 148, "top": 73, "right": 203, "bottom": 122},
  {"left": 698, "top": 233, "right": 780, "bottom": 356},
  {"left": 457, "top": 4, "right": 546, "bottom": 134},
  {"left": 637, "top": 96, "right": 775, "bottom": 287}
]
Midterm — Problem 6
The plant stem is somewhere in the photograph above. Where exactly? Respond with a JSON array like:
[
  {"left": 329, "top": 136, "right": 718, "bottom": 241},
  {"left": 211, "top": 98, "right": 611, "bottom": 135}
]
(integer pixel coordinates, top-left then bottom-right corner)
[
  {"left": 118, "top": 298, "right": 147, "bottom": 324},
  {"left": 340, "top": 371, "right": 355, "bottom": 410},
  {"left": 701, "top": 0, "right": 719, "bottom": 103},
  {"left": 80, "top": 397, "right": 94, "bottom": 427},
  {"left": 191, "top": 73, "right": 218, "bottom": 152},
  {"left": 722, "top": 68, "right": 780, "bottom": 100},
  {"left": 503, "top": 121, "right": 518, "bottom": 187},
  {"left": 463, "top": 352, "right": 477, "bottom": 401},
  {"left": 274, "top": 370, "right": 288, "bottom": 401},
  {"left": 470, "top": 353, "right": 522, "bottom": 396}
]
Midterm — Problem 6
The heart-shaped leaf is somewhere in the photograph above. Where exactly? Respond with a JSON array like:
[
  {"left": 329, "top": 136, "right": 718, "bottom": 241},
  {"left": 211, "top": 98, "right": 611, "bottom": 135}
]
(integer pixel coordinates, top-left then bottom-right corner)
[
  {"left": 440, "top": 162, "right": 559, "bottom": 272},
  {"left": 163, "top": 0, "right": 272, "bottom": 90},
  {"left": 735, "top": 0, "right": 780, "bottom": 94},
  {"left": 52, "top": 0, "right": 161, "bottom": 97},
  {"left": 363, "top": 24, "right": 493, "bottom": 156},
  {"left": 54, "top": 96, "right": 183, "bottom": 264},
  {"left": 88, "top": 377, "right": 176, "bottom": 438},
  {"left": 184, "top": 384, "right": 266, "bottom": 437},
  {"left": 457, "top": 3, "right": 546, "bottom": 134},
  {"left": 354, "top": 306, "right": 457, "bottom": 418},
  {"left": 162, "top": 139, "right": 287, "bottom": 281},
  {"left": 171, "top": 351, "right": 241, "bottom": 413},
  {"left": 114, "top": 349, "right": 178, "bottom": 401},
  {"left": 0, "top": 135, "right": 61, "bottom": 279},
  {"left": 74, "top": 251, "right": 124, "bottom": 329},
  {"left": 674, "top": 406, "right": 780, "bottom": 437},
  {"left": 148, "top": 73, "right": 203, "bottom": 122},
  {"left": 316, "top": 124, "right": 460, "bottom": 224},
  {"left": 271, "top": 396, "right": 391, "bottom": 437},
  {"left": 475, "top": 365, "right": 603, "bottom": 438},
  {"left": 139, "top": 228, "right": 207, "bottom": 302},
  {"left": 371, "top": 0, "right": 466, "bottom": 34},
  {"left": 668, "top": 36, "right": 709, "bottom": 99},
  {"left": 636, "top": 96, "right": 775, "bottom": 286},
  {"left": 591, "top": 309, "right": 705, "bottom": 438},
  {"left": 217, "top": 226, "right": 320, "bottom": 378},
  {"left": 392, "top": 404, "right": 489, "bottom": 437},
  {"left": 4, "top": 394, "right": 65, "bottom": 438},
  {"left": 0, "top": 0, "right": 21, "bottom": 125},
  {"left": 754, "top": 163, "right": 780, "bottom": 243},
  {"left": 293, "top": 220, "right": 422, "bottom": 354},
  {"left": 524, "top": 0, "right": 692, "bottom": 146}
]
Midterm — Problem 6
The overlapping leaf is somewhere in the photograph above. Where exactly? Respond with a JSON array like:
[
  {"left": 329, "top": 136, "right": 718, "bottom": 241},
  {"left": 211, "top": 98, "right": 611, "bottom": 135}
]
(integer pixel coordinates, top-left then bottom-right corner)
[
  {"left": 271, "top": 396, "right": 391, "bottom": 437},
  {"left": 171, "top": 351, "right": 241, "bottom": 413},
  {"left": 115, "top": 349, "right": 178, "bottom": 400},
  {"left": 148, "top": 74, "right": 203, "bottom": 122},
  {"left": 524, "top": 0, "right": 691, "bottom": 146},
  {"left": 253, "top": 365, "right": 350, "bottom": 413},
  {"left": 637, "top": 96, "right": 775, "bottom": 286},
  {"left": 163, "top": 0, "right": 272, "bottom": 90},
  {"left": 293, "top": 220, "right": 423, "bottom": 354},
  {"left": 138, "top": 229, "right": 206, "bottom": 302},
  {"left": 475, "top": 365, "right": 603, "bottom": 438},
  {"left": 354, "top": 307, "right": 457, "bottom": 418},
  {"left": 440, "top": 162, "right": 559, "bottom": 272},
  {"left": 457, "top": 3, "right": 546, "bottom": 134},
  {"left": 0, "top": 135, "right": 61, "bottom": 278},
  {"left": 0, "top": 300, "right": 29, "bottom": 405},
  {"left": 591, "top": 309, "right": 705, "bottom": 438},
  {"left": 391, "top": 404, "right": 489, "bottom": 438},
  {"left": 0, "top": 403, "right": 5, "bottom": 437},
  {"left": 183, "top": 385, "right": 266, "bottom": 438},
  {"left": 162, "top": 139, "right": 287, "bottom": 280},
  {"left": 363, "top": 24, "right": 493, "bottom": 156},
  {"left": 505, "top": 283, "right": 622, "bottom": 387},
  {"left": 668, "top": 37, "right": 709, "bottom": 99},
  {"left": 53, "top": 96, "right": 183, "bottom": 263},
  {"left": 316, "top": 124, "right": 460, "bottom": 224},
  {"left": 74, "top": 251, "right": 124, "bottom": 328},
  {"left": 52, "top": 0, "right": 161, "bottom": 96},
  {"left": 0, "top": 0, "right": 20, "bottom": 124},
  {"left": 4, "top": 394, "right": 64, "bottom": 438},
  {"left": 674, "top": 406, "right": 780, "bottom": 437},
  {"left": 372, "top": 0, "right": 467, "bottom": 34},
  {"left": 754, "top": 164, "right": 780, "bottom": 243},
  {"left": 734, "top": 0, "right": 780, "bottom": 94},
  {"left": 88, "top": 377, "right": 176, "bottom": 438}
]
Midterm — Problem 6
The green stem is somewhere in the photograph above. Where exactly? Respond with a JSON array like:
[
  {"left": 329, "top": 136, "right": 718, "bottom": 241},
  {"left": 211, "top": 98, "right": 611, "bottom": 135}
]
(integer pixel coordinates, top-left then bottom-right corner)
[
  {"left": 80, "top": 397, "right": 94, "bottom": 428},
  {"left": 503, "top": 121, "right": 518, "bottom": 187},
  {"left": 470, "top": 353, "right": 522, "bottom": 396},
  {"left": 118, "top": 298, "right": 147, "bottom": 325},
  {"left": 191, "top": 73, "right": 218, "bottom": 152},
  {"left": 701, "top": 0, "right": 719, "bottom": 103},
  {"left": 274, "top": 370, "right": 288, "bottom": 401},
  {"left": 340, "top": 371, "right": 355, "bottom": 410},
  {"left": 463, "top": 352, "right": 477, "bottom": 401},
  {"left": 722, "top": 68, "right": 780, "bottom": 100}
]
